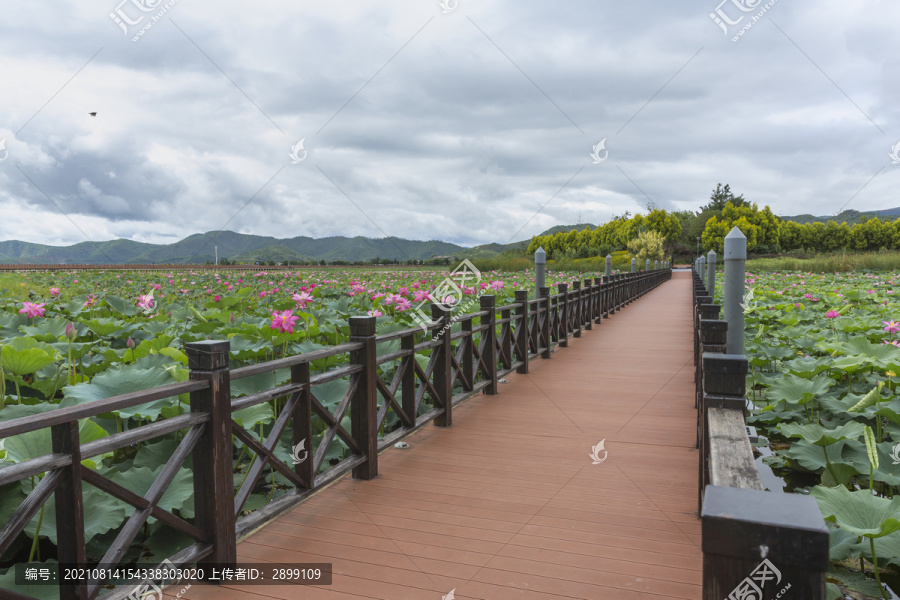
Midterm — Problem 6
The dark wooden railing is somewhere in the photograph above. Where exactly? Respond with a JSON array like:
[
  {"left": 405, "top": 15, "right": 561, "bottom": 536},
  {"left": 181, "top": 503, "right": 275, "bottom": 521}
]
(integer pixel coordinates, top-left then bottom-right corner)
[
  {"left": 692, "top": 269, "right": 829, "bottom": 600},
  {"left": 0, "top": 268, "right": 671, "bottom": 600}
]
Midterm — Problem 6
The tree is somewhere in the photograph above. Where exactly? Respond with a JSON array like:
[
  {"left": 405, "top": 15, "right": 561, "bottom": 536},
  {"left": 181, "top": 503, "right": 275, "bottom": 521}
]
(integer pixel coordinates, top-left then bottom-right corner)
[
  {"left": 643, "top": 208, "right": 682, "bottom": 243},
  {"left": 701, "top": 183, "right": 746, "bottom": 212},
  {"left": 627, "top": 231, "right": 665, "bottom": 263}
]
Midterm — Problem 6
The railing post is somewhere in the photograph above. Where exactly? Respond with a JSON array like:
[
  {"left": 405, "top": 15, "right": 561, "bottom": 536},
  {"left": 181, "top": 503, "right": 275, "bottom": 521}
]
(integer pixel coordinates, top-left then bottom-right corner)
[
  {"left": 349, "top": 316, "right": 378, "bottom": 478},
  {"left": 593, "top": 277, "right": 603, "bottom": 324},
  {"left": 291, "top": 362, "right": 314, "bottom": 489},
  {"left": 605, "top": 254, "right": 612, "bottom": 278},
  {"left": 534, "top": 247, "right": 546, "bottom": 299},
  {"left": 515, "top": 290, "right": 529, "bottom": 374},
  {"left": 706, "top": 249, "right": 717, "bottom": 295},
  {"left": 572, "top": 281, "right": 582, "bottom": 338},
  {"left": 557, "top": 283, "right": 569, "bottom": 347},
  {"left": 540, "top": 286, "right": 551, "bottom": 359},
  {"left": 480, "top": 295, "right": 498, "bottom": 394},
  {"left": 432, "top": 304, "right": 453, "bottom": 426},
  {"left": 702, "top": 486, "right": 828, "bottom": 600},
  {"left": 583, "top": 278, "right": 593, "bottom": 330},
  {"left": 645, "top": 258, "right": 650, "bottom": 272},
  {"left": 724, "top": 227, "right": 747, "bottom": 355},
  {"left": 186, "top": 340, "right": 237, "bottom": 568},
  {"left": 401, "top": 333, "right": 417, "bottom": 427},
  {"left": 603, "top": 276, "right": 614, "bottom": 315},
  {"left": 52, "top": 421, "right": 88, "bottom": 600},
  {"left": 461, "top": 312, "right": 475, "bottom": 393}
]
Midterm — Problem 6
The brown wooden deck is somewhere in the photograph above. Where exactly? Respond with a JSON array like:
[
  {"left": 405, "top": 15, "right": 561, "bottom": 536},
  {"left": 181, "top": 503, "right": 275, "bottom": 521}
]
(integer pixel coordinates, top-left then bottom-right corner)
[{"left": 172, "top": 271, "right": 699, "bottom": 600}]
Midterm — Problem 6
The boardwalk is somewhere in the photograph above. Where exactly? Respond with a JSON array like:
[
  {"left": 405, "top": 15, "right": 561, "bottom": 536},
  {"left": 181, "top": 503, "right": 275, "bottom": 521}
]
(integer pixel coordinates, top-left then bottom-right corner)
[{"left": 173, "top": 271, "right": 699, "bottom": 600}]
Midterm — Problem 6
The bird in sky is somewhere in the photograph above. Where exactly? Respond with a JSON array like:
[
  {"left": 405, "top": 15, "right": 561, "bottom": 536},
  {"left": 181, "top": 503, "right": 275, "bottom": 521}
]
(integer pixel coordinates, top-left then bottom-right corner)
[{"left": 88, "top": 112, "right": 97, "bottom": 117}]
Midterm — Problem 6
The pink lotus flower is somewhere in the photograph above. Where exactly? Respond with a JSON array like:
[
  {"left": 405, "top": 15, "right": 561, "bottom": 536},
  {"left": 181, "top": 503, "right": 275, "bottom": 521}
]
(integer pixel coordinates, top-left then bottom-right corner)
[
  {"left": 271, "top": 310, "right": 300, "bottom": 334},
  {"left": 804, "top": 294, "right": 812, "bottom": 299},
  {"left": 825, "top": 310, "right": 839, "bottom": 319},
  {"left": 884, "top": 340, "right": 900, "bottom": 346},
  {"left": 413, "top": 290, "right": 431, "bottom": 303},
  {"left": 136, "top": 292, "right": 155, "bottom": 310},
  {"left": 214, "top": 295, "right": 221, "bottom": 302},
  {"left": 367, "top": 309, "right": 383, "bottom": 317},
  {"left": 884, "top": 321, "right": 900, "bottom": 334},
  {"left": 395, "top": 298, "right": 412, "bottom": 311},
  {"left": 489, "top": 280, "right": 504, "bottom": 290},
  {"left": 49, "top": 287, "right": 61, "bottom": 296},
  {"left": 794, "top": 303, "right": 802, "bottom": 309},
  {"left": 19, "top": 302, "right": 46, "bottom": 318},
  {"left": 292, "top": 291, "right": 313, "bottom": 309},
  {"left": 84, "top": 295, "right": 97, "bottom": 308}
]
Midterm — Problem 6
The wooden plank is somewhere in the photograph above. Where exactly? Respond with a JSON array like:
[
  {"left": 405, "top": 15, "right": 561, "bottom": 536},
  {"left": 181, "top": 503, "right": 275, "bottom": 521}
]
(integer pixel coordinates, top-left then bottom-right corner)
[
  {"left": 223, "top": 270, "right": 697, "bottom": 600},
  {"left": 707, "top": 408, "right": 763, "bottom": 490}
]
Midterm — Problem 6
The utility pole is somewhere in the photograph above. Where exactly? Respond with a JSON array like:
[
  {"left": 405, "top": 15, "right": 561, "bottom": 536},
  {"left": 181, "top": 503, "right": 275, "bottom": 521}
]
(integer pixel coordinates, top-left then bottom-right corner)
[{"left": 215, "top": 246, "right": 218, "bottom": 266}]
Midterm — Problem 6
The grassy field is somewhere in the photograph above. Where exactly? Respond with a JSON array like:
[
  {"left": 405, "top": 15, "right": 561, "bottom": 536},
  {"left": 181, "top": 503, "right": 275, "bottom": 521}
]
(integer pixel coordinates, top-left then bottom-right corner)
[{"left": 746, "top": 250, "right": 900, "bottom": 272}]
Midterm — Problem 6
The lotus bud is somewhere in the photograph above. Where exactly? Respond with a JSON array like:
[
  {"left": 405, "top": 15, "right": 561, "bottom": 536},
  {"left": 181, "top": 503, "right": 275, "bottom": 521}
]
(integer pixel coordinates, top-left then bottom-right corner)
[
  {"left": 127, "top": 337, "right": 135, "bottom": 349},
  {"left": 230, "top": 312, "right": 236, "bottom": 323},
  {"left": 65, "top": 322, "right": 76, "bottom": 340}
]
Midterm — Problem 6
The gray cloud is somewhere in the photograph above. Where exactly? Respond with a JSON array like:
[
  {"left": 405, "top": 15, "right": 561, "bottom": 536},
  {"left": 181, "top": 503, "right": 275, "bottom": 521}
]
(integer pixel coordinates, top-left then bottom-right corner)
[{"left": 0, "top": 0, "right": 898, "bottom": 249}]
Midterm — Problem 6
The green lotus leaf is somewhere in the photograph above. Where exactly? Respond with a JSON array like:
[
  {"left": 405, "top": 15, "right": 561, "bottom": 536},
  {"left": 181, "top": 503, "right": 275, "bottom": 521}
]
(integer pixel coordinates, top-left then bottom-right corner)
[
  {"left": 829, "top": 524, "right": 861, "bottom": 561},
  {"left": 106, "top": 465, "right": 195, "bottom": 518},
  {"left": 783, "top": 356, "right": 831, "bottom": 378},
  {"left": 0, "top": 312, "right": 29, "bottom": 338},
  {"left": 841, "top": 440, "right": 900, "bottom": 486},
  {"left": 5, "top": 419, "right": 108, "bottom": 464},
  {"left": 765, "top": 373, "right": 833, "bottom": 405},
  {"left": 105, "top": 295, "right": 137, "bottom": 316},
  {"left": 777, "top": 421, "right": 865, "bottom": 446},
  {"left": 20, "top": 318, "right": 70, "bottom": 342},
  {"left": 812, "top": 485, "right": 900, "bottom": 538},
  {"left": 1, "top": 338, "right": 60, "bottom": 376},
  {"left": 233, "top": 403, "right": 275, "bottom": 429},
  {"left": 22, "top": 479, "right": 126, "bottom": 545},
  {"left": 60, "top": 364, "right": 176, "bottom": 421},
  {"left": 83, "top": 317, "right": 130, "bottom": 338}
]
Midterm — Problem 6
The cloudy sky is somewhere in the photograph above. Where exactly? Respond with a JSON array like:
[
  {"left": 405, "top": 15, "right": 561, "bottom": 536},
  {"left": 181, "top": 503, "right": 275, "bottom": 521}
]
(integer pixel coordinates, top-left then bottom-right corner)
[{"left": 1, "top": 0, "right": 898, "bottom": 248}]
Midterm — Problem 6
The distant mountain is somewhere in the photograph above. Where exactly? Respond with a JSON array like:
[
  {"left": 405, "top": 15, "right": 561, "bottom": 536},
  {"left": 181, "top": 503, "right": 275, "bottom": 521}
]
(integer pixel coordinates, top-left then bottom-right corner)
[
  {"left": 779, "top": 208, "right": 900, "bottom": 226},
  {"left": 0, "top": 231, "right": 468, "bottom": 265}
]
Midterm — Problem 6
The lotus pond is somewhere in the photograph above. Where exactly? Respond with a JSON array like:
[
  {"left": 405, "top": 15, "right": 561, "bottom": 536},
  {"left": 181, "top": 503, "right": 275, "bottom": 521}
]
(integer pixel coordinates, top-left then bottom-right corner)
[
  {"left": 0, "top": 266, "right": 606, "bottom": 597},
  {"left": 731, "top": 269, "right": 900, "bottom": 599}
]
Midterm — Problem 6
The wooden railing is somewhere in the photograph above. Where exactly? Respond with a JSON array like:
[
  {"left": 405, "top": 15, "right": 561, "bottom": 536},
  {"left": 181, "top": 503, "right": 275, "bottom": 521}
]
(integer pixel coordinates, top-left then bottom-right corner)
[
  {"left": 692, "top": 269, "right": 829, "bottom": 600},
  {"left": 0, "top": 268, "right": 671, "bottom": 600}
]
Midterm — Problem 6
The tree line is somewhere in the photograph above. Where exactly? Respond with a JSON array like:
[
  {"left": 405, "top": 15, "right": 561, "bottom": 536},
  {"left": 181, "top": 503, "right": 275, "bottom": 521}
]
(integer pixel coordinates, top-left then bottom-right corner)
[{"left": 526, "top": 184, "right": 900, "bottom": 260}]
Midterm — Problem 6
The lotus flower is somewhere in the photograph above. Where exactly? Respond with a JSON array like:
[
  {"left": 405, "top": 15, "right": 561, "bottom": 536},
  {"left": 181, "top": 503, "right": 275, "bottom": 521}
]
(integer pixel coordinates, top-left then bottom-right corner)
[
  {"left": 19, "top": 302, "right": 46, "bottom": 318},
  {"left": 292, "top": 291, "right": 313, "bottom": 309},
  {"left": 271, "top": 310, "right": 300, "bottom": 334}
]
